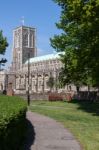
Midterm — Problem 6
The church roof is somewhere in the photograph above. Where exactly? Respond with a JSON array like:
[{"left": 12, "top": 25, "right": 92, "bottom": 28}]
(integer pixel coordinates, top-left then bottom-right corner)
[{"left": 25, "top": 52, "right": 64, "bottom": 64}]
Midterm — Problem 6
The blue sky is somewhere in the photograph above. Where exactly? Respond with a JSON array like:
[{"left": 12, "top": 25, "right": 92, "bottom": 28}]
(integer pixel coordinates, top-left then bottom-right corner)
[{"left": 0, "top": 0, "right": 61, "bottom": 68}]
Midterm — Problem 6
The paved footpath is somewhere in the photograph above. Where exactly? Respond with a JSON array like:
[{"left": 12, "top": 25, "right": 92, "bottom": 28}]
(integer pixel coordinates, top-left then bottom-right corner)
[{"left": 23, "top": 111, "right": 83, "bottom": 150}]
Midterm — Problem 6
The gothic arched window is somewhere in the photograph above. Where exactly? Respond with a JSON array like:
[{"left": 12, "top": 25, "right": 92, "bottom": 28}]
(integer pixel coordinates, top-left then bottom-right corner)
[{"left": 23, "top": 33, "right": 28, "bottom": 47}]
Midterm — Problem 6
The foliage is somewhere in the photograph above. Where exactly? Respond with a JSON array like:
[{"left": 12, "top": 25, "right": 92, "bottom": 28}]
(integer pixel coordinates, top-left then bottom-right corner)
[
  {"left": 0, "top": 30, "right": 8, "bottom": 54},
  {"left": 0, "top": 30, "right": 8, "bottom": 67},
  {"left": 49, "top": 93, "right": 64, "bottom": 101},
  {"left": 51, "top": 0, "right": 99, "bottom": 88},
  {"left": 0, "top": 58, "right": 7, "bottom": 69},
  {"left": 47, "top": 76, "right": 55, "bottom": 91},
  {"left": 30, "top": 100, "right": 99, "bottom": 150},
  {"left": 0, "top": 95, "right": 27, "bottom": 150}
]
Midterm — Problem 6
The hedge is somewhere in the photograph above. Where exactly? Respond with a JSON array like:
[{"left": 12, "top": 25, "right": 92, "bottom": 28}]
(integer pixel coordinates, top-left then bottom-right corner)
[{"left": 0, "top": 95, "right": 27, "bottom": 150}]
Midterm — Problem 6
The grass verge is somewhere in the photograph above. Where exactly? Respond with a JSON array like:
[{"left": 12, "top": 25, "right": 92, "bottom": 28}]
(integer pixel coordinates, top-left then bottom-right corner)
[{"left": 29, "top": 100, "right": 99, "bottom": 150}]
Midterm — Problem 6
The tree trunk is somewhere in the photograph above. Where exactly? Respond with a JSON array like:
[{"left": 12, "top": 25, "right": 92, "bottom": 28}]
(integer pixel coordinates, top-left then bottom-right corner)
[{"left": 76, "top": 86, "right": 80, "bottom": 93}]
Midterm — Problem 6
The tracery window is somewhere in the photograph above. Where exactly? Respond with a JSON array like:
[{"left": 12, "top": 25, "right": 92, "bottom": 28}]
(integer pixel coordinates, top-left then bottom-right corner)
[
  {"left": 23, "top": 29, "right": 28, "bottom": 47},
  {"left": 23, "top": 33, "right": 28, "bottom": 47},
  {"left": 30, "top": 33, "right": 34, "bottom": 48},
  {"left": 38, "top": 80, "right": 42, "bottom": 89},
  {"left": 32, "top": 80, "right": 36, "bottom": 90},
  {"left": 14, "top": 31, "right": 20, "bottom": 48}
]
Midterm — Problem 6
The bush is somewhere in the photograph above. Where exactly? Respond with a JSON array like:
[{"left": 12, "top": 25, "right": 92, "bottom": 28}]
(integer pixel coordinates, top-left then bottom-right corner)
[
  {"left": 0, "top": 95, "right": 27, "bottom": 150},
  {"left": 48, "top": 92, "right": 73, "bottom": 102},
  {"left": 48, "top": 93, "right": 64, "bottom": 101}
]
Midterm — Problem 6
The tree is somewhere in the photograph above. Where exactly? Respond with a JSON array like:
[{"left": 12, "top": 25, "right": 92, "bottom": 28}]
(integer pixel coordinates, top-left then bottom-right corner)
[
  {"left": 51, "top": 0, "right": 99, "bottom": 89},
  {"left": 47, "top": 76, "right": 54, "bottom": 92},
  {"left": 0, "top": 58, "right": 7, "bottom": 70},
  {"left": 0, "top": 30, "right": 8, "bottom": 69}
]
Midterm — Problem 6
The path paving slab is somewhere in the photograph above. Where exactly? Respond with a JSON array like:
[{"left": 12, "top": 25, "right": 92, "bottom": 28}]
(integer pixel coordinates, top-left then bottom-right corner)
[{"left": 24, "top": 111, "right": 83, "bottom": 150}]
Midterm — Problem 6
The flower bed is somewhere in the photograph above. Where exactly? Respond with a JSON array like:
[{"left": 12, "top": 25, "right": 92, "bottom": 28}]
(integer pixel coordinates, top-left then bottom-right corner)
[{"left": 0, "top": 95, "right": 27, "bottom": 150}]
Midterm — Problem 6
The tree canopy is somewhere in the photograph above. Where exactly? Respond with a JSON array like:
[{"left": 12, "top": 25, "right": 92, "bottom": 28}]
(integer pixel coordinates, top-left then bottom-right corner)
[
  {"left": 51, "top": 0, "right": 99, "bottom": 88},
  {"left": 0, "top": 30, "right": 8, "bottom": 66}
]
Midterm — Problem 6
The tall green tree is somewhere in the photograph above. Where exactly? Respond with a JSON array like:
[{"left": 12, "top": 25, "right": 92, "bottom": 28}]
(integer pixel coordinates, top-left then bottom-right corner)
[
  {"left": 0, "top": 30, "right": 8, "bottom": 68},
  {"left": 51, "top": 0, "right": 99, "bottom": 88}
]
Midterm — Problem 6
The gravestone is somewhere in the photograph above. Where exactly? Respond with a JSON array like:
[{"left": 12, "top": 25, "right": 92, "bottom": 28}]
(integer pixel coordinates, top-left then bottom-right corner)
[{"left": 7, "top": 83, "right": 14, "bottom": 96}]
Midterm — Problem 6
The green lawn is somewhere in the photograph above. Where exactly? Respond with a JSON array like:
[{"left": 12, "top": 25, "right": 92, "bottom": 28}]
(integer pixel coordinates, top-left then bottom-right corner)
[{"left": 29, "top": 100, "right": 99, "bottom": 150}]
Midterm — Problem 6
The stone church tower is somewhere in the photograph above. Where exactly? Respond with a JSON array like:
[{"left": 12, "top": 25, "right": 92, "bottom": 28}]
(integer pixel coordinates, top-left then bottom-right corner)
[{"left": 12, "top": 26, "right": 37, "bottom": 70}]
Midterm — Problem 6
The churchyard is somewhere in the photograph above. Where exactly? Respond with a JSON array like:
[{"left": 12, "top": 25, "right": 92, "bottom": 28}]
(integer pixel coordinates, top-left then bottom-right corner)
[{"left": 29, "top": 100, "right": 99, "bottom": 150}]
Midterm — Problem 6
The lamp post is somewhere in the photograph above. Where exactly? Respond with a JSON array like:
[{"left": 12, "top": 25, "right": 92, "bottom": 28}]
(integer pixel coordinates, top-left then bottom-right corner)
[
  {"left": 42, "top": 72, "right": 45, "bottom": 93},
  {"left": 27, "top": 52, "right": 30, "bottom": 106},
  {"left": 54, "top": 67, "right": 57, "bottom": 92}
]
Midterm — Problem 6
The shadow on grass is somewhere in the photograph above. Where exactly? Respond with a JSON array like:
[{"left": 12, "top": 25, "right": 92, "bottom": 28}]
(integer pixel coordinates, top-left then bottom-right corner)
[
  {"left": 22, "top": 119, "right": 35, "bottom": 150},
  {"left": 71, "top": 100, "right": 99, "bottom": 116}
]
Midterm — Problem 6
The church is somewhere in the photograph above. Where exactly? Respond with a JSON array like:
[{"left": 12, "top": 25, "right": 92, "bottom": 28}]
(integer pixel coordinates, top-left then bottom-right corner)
[{"left": 0, "top": 25, "right": 78, "bottom": 94}]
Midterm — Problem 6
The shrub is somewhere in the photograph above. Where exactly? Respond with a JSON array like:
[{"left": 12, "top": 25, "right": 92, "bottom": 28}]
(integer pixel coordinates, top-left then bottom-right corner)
[
  {"left": 48, "top": 93, "right": 64, "bottom": 101},
  {"left": 48, "top": 92, "right": 73, "bottom": 102},
  {"left": 0, "top": 95, "right": 27, "bottom": 150}
]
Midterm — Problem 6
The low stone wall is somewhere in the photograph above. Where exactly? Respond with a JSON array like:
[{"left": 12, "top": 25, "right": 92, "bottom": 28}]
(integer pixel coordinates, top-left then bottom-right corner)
[
  {"left": 15, "top": 93, "right": 49, "bottom": 101},
  {"left": 15, "top": 91, "right": 99, "bottom": 102}
]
